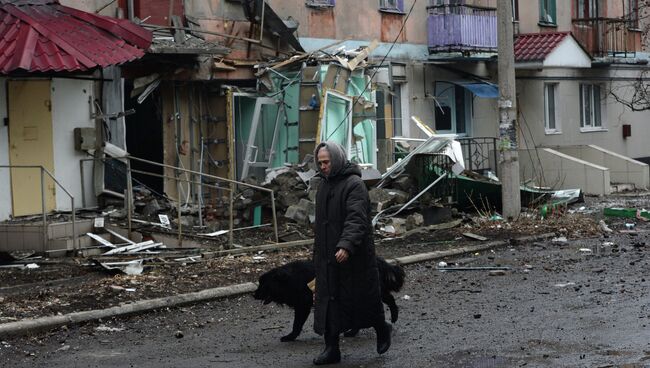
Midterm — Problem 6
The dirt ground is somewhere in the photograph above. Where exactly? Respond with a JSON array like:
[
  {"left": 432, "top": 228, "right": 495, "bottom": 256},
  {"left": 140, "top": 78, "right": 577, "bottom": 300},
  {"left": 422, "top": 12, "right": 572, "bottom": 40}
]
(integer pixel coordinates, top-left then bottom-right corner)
[
  {"left": 2, "top": 224, "right": 650, "bottom": 367},
  {"left": 0, "top": 204, "right": 605, "bottom": 323}
]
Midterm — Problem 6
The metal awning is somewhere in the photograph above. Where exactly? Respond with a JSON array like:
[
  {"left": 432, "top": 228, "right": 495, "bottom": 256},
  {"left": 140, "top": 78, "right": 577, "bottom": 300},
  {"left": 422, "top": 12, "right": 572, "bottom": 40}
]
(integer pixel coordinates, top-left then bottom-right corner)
[{"left": 450, "top": 80, "right": 499, "bottom": 99}]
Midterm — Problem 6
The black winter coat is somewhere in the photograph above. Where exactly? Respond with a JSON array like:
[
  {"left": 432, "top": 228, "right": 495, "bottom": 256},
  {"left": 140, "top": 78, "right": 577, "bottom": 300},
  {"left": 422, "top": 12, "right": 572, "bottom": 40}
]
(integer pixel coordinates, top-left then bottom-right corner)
[{"left": 313, "top": 163, "right": 385, "bottom": 335}]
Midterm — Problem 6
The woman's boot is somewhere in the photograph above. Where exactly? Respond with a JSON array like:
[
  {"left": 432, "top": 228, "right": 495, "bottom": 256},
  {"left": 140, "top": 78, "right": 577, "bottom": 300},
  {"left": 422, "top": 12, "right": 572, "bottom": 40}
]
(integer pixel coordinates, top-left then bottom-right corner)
[{"left": 313, "top": 331, "right": 341, "bottom": 365}]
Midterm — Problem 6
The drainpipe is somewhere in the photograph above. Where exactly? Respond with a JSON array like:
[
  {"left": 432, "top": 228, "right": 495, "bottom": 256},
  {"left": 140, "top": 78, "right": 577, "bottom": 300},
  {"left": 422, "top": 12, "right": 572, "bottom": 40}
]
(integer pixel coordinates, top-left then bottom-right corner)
[{"left": 127, "top": 0, "right": 134, "bottom": 21}]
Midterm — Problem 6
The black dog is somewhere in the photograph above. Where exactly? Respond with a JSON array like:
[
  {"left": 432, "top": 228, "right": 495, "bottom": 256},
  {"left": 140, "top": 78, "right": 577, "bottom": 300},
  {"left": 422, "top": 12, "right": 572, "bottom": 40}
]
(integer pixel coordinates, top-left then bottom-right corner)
[{"left": 254, "top": 257, "right": 405, "bottom": 342}]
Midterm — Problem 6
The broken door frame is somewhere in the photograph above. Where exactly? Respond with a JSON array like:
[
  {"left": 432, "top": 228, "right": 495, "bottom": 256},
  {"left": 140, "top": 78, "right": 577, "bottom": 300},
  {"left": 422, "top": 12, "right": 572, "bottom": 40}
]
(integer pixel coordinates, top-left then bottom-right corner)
[
  {"left": 317, "top": 89, "right": 354, "bottom": 155},
  {"left": 240, "top": 97, "right": 284, "bottom": 179}
]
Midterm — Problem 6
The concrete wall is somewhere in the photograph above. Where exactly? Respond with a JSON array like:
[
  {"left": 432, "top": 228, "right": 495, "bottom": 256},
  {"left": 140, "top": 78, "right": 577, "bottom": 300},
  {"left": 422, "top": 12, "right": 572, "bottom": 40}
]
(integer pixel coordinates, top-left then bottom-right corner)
[
  {"left": 398, "top": 62, "right": 498, "bottom": 140},
  {"left": 60, "top": 0, "right": 119, "bottom": 16},
  {"left": 519, "top": 148, "right": 611, "bottom": 196},
  {"left": 554, "top": 145, "right": 649, "bottom": 189},
  {"left": 0, "top": 78, "right": 10, "bottom": 221},
  {"left": 270, "top": 0, "right": 496, "bottom": 45},
  {"left": 517, "top": 0, "right": 573, "bottom": 34},
  {"left": 516, "top": 66, "right": 650, "bottom": 160},
  {"left": 51, "top": 78, "right": 96, "bottom": 211}
]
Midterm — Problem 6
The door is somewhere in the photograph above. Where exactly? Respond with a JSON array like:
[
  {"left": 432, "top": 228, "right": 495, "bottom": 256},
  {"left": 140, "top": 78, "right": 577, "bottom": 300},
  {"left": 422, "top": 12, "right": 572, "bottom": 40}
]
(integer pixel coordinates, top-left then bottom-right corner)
[
  {"left": 434, "top": 82, "right": 471, "bottom": 136},
  {"left": 8, "top": 80, "right": 56, "bottom": 217}
]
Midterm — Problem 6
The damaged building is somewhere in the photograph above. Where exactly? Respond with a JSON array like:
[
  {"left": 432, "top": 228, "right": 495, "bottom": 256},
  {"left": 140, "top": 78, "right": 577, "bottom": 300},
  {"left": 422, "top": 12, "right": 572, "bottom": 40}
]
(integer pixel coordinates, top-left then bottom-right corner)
[{"left": 1, "top": 0, "right": 650, "bottom": 255}]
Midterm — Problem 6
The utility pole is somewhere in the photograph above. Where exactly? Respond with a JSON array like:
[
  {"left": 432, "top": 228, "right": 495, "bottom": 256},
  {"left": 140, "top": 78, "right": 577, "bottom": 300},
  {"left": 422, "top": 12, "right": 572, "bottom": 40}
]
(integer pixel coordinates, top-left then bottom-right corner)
[{"left": 496, "top": 0, "right": 521, "bottom": 220}]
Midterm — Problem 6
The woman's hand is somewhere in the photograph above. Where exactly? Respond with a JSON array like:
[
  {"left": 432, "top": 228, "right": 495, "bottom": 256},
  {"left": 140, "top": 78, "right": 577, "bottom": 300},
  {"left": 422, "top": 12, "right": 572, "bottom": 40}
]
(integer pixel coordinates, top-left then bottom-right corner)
[{"left": 335, "top": 248, "right": 349, "bottom": 263}]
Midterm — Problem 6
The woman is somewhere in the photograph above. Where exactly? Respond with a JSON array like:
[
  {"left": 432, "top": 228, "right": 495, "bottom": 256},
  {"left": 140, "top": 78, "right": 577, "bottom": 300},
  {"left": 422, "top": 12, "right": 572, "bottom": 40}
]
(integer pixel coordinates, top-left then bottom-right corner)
[{"left": 312, "top": 141, "right": 392, "bottom": 365}]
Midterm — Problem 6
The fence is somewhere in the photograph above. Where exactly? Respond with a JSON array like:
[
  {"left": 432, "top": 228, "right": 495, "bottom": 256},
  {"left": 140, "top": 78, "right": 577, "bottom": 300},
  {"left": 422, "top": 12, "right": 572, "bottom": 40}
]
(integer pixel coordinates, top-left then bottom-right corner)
[
  {"left": 80, "top": 155, "right": 279, "bottom": 249},
  {"left": 457, "top": 136, "right": 498, "bottom": 176},
  {"left": 0, "top": 165, "right": 77, "bottom": 252}
]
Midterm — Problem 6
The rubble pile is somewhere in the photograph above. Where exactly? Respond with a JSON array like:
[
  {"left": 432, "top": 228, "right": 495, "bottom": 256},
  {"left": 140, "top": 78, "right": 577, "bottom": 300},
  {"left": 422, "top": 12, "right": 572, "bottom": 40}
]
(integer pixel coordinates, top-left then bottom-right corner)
[
  {"left": 468, "top": 212, "right": 601, "bottom": 239},
  {"left": 263, "top": 159, "right": 319, "bottom": 226}
]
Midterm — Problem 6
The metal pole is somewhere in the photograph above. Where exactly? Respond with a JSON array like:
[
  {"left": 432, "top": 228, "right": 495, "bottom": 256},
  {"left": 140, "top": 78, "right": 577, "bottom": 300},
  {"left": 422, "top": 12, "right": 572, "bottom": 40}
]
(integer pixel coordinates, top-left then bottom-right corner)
[
  {"left": 80, "top": 161, "right": 86, "bottom": 209},
  {"left": 228, "top": 183, "right": 234, "bottom": 249},
  {"left": 126, "top": 159, "right": 133, "bottom": 240},
  {"left": 40, "top": 168, "right": 47, "bottom": 254},
  {"left": 71, "top": 197, "right": 77, "bottom": 252},
  {"left": 270, "top": 191, "right": 279, "bottom": 244},
  {"left": 497, "top": 0, "right": 521, "bottom": 220},
  {"left": 127, "top": 0, "right": 134, "bottom": 20},
  {"left": 259, "top": 0, "right": 266, "bottom": 42},
  {"left": 198, "top": 140, "right": 204, "bottom": 228},
  {"left": 177, "top": 171, "right": 183, "bottom": 246}
]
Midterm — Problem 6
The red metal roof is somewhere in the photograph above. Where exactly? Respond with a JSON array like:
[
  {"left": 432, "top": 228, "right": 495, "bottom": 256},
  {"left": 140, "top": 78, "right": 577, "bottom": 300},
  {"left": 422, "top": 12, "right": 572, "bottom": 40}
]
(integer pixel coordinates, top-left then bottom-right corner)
[
  {"left": 0, "top": 0, "right": 152, "bottom": 73},
  {"left": 514, "top": 32, "right": 571, "bottom": 62}
]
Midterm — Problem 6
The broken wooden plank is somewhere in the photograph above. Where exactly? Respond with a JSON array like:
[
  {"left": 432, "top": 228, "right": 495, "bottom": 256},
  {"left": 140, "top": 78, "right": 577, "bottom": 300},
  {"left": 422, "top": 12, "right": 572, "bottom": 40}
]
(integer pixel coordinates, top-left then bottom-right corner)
[
  {"left": 125, "top": 243, "right": 164, "bottom": 254},
  {"left": 462, "top": 232, "right": 489, "bottom": 241},
  {"left": 103, "top": 240, "right": 158, "bottom": 255},
  {"left": 105, "top": 228, "right": 136, "bottom": 245},
  {"left": 201, "top": 239, "right": 314, "bottom": 259},
  {"left": 132, "top": 219, "right": 168, "bottom": 228},
  {"left": 86, "top": 233, "right": 116, "bottom": 248},
  {"left": 346, "top": 39, "right": 378, "bottom": 71}
]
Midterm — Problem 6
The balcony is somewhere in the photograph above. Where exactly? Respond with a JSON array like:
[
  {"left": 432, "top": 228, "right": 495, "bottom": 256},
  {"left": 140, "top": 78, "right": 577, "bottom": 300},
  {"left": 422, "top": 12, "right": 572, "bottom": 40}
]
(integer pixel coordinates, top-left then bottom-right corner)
[
  {"left": 572, "top": 18, "right": 640, "bottom": 58},
  {"left": 427, "top": 3, "right": 497, "bottom": 54}
]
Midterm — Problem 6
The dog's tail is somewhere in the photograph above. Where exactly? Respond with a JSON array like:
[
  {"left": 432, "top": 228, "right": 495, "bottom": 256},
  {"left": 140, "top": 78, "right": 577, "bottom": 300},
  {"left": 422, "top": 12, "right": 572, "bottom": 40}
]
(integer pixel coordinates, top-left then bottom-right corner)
[{"left": 378, "top": 258, "right": 406, "bottom": 292}]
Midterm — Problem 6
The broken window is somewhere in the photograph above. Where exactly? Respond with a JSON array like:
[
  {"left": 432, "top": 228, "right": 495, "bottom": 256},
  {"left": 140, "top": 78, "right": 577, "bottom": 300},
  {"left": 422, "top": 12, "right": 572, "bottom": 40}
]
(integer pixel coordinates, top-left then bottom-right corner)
[
  {"left": 379, "top": 0, "right": 404, "bottom": 13},
  {"left": 434, "top": 82, "right": 471, "bottom": 136},
  {"left": 306, "top": 0, "right": 335, "bottom": 7},
  {"left": 579, "top": 83, "right": 603, "bottom": 129},
  {"left": 544, "top": 83, "right": 559, "bottom": 133}
]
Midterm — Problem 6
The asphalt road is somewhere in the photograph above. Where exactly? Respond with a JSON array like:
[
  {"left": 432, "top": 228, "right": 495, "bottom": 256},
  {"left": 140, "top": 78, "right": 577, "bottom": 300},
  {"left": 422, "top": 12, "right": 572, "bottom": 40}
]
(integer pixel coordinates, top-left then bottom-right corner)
[{"left": 2, "top": 234, "right": 650, "bottom": 368}]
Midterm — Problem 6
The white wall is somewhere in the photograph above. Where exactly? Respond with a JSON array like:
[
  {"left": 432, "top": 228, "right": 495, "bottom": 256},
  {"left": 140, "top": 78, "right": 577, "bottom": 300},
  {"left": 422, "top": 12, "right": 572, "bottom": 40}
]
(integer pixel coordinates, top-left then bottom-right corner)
[
  {"left": 51, "top": 78, "right": 96, "bottom": 211},
  {"left": 519, "top": 148, "right": 612, "bottom": 196},
  {"left": 408, "top": 63, "right": 498, "bottom": 139},
  {"left": 0, "top": 78, "right": 10, "bottom": 221},
  {"left": 517, "top": 66, "right": 650, "bottom": 160}
]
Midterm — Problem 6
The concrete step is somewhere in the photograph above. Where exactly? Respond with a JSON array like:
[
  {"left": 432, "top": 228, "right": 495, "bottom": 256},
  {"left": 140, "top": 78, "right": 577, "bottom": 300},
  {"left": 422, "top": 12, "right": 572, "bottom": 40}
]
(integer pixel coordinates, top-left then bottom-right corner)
[{"left": 611, "top": 183, "right": 636, "bottom": 193}]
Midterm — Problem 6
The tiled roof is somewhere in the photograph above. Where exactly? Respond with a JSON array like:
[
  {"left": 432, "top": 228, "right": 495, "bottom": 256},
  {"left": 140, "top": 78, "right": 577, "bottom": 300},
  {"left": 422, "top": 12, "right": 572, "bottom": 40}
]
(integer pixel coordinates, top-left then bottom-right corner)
[
  {"left": 514, "top": 32, "right": 571, "bottom": 62},
  {"left": 0, "top": 0, "right": 152, "bottom": 73}
]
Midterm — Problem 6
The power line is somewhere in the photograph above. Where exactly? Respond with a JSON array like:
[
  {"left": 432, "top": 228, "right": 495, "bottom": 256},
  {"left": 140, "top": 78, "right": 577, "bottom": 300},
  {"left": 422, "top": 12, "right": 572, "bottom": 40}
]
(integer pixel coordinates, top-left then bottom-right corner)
[{"left": 325, "top": 0, "right": 418, "bottom": 142}]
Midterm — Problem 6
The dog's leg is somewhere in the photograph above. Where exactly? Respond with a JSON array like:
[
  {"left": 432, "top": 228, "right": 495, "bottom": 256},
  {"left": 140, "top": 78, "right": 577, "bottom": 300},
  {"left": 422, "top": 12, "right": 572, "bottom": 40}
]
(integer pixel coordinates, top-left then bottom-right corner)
[
  {"left": 343, "top": 328, "right": 359, "bottom": 337},
  {"left": 281, "top": 299, "right": 312, "bottom": 342},
  {"left": 382, "top": 292, "right": 399, "bottom": 323}
]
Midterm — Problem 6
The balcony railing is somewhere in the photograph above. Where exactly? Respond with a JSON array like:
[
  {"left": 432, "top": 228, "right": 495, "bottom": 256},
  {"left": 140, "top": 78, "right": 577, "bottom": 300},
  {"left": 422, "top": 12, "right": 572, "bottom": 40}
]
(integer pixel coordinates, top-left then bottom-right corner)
[
  {"left": 572, "top": 17, "right": 640, "bottom": 58},
  {"left": 427, "top": 3, "right": 497, "bottom": 54}
]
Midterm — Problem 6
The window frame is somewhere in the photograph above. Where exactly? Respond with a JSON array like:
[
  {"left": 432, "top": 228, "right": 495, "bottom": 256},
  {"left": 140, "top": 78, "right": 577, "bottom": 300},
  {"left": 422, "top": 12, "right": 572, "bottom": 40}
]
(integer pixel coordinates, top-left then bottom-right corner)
[
  {"left": 579, "top": 83, "right": 604, "bottom": 131},
  {"left": 392, "top": 83, "right": 403, "bottom": 137},
  {"left": 434, "top": 81, "right": 472, "bottom": 136},
  {"left": 544, "top": 83, "right": 560, "bottom": 134},
  {"left": 305, "top": 0, "right": 335, "bottom": 8},
  {"left": 379, "top": 0, "right": 405, "bottom": 14},
  {"left": 576, "top": 0, "right": 598, "bottom": 19},
  {"left": 512, "top": 0, "right": 520, "bottom": 21},
  {"left": 627, "top": 0, "right": 639, "bottom": 29},
  {"left": 539, "top": 0, "right": 557, "bottom": 25}
]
